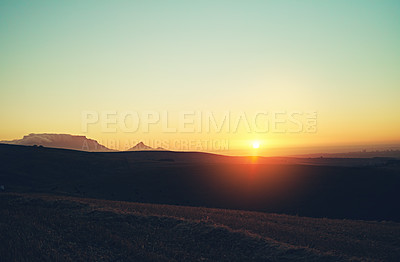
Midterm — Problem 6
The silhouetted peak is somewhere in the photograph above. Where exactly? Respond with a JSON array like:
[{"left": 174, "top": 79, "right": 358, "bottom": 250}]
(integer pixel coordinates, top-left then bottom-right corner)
[
  {"left": 128, "top": 142, "right": 168, "bottom": 151},
  {"left": 129, "top": 141, "right": 154, "bottom": 151}
]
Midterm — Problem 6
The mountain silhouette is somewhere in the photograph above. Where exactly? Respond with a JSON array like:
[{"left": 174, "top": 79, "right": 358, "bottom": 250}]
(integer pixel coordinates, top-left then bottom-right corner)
[
  {"left": 128, "top": 141, "right": 165, "bottom": 151},
  {"left": 1, "top": 133, "right": 112, "bottom": 152}
]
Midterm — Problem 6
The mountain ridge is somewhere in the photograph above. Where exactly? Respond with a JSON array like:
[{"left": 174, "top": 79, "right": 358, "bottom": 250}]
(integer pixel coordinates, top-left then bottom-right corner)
[{"left": 1, "top": 133, "right": 112, "bottom": 152}]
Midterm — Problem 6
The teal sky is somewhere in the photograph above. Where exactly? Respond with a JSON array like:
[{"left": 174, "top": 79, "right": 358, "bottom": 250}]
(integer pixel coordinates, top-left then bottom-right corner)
[{"left": 1, "top": 1, "right": 399, "bottom": 151}]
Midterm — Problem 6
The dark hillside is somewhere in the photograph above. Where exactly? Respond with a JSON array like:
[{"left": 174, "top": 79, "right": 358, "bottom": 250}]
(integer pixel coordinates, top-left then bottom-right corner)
[{"left": 1, "top": 144, "right": 399, "bottom": 221}]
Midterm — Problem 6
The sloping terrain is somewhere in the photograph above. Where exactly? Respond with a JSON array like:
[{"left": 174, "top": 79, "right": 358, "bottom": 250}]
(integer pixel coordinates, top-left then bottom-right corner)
[
  {"left": 1, "top": 193, "right": 399, "bottom": 261},
  {"left": 1, "top": 144, "right": 399, "bottom": 222}
]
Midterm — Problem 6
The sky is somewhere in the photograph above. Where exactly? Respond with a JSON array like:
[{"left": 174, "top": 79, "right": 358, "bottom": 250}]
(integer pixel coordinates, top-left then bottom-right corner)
[{"left": 1, "top": 0, "right": 399, "bottom": 155}]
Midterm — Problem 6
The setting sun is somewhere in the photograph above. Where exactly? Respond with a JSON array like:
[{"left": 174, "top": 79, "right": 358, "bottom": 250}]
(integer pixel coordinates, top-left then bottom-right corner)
[{"left": 252, "top": 141, "right": 260, "bottom": 149}]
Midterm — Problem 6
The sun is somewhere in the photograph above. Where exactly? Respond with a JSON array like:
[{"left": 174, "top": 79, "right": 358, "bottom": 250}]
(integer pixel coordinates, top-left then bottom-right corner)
[{"left": 252, "top": 141, "right": 260, "bottom": 149}]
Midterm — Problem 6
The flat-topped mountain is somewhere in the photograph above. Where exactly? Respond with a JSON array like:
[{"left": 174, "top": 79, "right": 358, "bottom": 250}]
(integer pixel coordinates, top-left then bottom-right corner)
[{"left": 1, "top": 133, "right": 112, "bottom": 152}]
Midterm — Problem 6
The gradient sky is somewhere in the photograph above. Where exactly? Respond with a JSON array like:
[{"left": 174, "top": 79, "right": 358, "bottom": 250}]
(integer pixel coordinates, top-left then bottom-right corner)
[{"left": 1, "top": 1, "right": 399, "bottom": 154}]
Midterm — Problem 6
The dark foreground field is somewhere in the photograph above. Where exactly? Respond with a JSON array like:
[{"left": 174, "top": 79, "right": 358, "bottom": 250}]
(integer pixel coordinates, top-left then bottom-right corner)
[
  {"left": 1, "top": 193, "right": 400, "bottom": 262},
  {"left": 1, "top": 144, "right": 400, "bottom": 261}
]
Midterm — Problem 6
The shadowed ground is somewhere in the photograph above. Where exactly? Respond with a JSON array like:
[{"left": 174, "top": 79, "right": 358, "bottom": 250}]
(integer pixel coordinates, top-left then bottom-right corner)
[
  {"left": 1, "top": 144, "right": 400, "bottom": 261},
  {"left": 1, "top": 144, "right": 399, "bottom": 222},
  {"left": 1, "top": 193, "right": 399, "bottom": 261}
]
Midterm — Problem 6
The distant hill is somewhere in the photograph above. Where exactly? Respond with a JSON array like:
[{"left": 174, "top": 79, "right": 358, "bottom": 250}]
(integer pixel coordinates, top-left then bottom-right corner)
[
  {"left": 0, "top": 133, "right": 112, "bottom": 152},
  {"left": 128, "top": 141, "right": 166, "bottom": 151},
  {"left": 291, "top": 150, "right": 400, "bottom": 159},
  {"left": 0, "top": 143, "right": 399, "bottom": 222}
]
